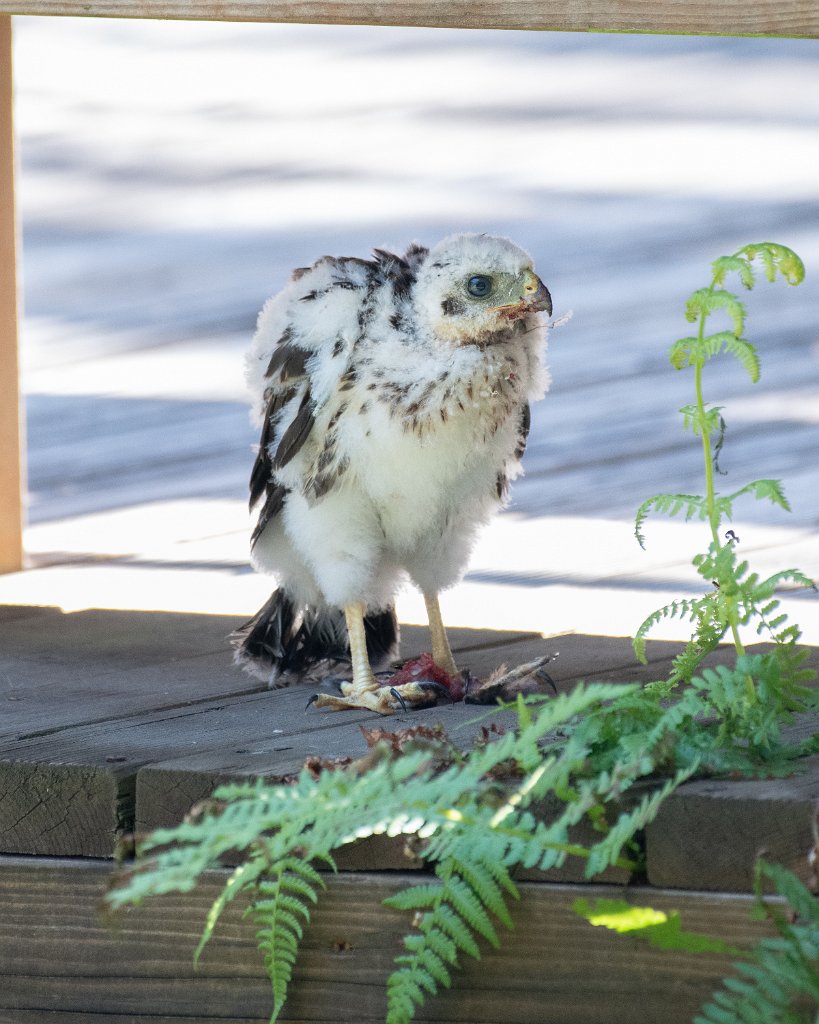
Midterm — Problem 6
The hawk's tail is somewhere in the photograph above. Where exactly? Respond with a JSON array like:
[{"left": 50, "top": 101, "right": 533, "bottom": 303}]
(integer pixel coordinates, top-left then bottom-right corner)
[{"left": 230, "top": 589, "right": 400, "bottom": 687}]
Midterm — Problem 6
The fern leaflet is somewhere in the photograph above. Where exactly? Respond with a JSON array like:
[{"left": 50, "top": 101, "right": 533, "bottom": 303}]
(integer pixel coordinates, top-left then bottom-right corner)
[
  {"left": 685, "top": 288, "right": 746, "bottom": 336},
  {"left": 695, "top": 861, "right": 819, "bottom": 1024},
  {"left": 385, "top": 849, "right": 518, "bottom": 1024},
  {"left": 248, "top": 859, "right": 326, "bottom": 1021}
]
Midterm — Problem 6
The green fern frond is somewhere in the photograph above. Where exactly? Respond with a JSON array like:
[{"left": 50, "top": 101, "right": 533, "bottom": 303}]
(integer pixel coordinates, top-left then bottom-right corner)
[
  {"left": 666, "top": 632, "right": 723, "bottom": 686},
  {"left": 430, "top": 902, "right": 482, "bottom": 959},
  {"left": 723, "top": 334, "right": 760, "bottom": 381},
  {"left": 753, "top": 567, "right": 814, "bottom": 597},
  {"left": 685, "top": 288, "right": 746, "bottom": 336},
  {"left": 669, "top": 332, "right": 759, "bottom": 381},
  {"left": 632, "top": 597, "right": 704, "bottom": 663},
  {"left": 246, "top": 859, "right": 326, "bottom": 1022},
  {"left": 691, "top": 663, "right": 760, "bottom": 719},
  {"left": 680, "top": 403, "right": 724, "bottom": 436},
  {"left": 753, "top": 243, "right": 779, "bottom": 284},
  {"left": 742, "top": 569, "right": 814, "bottom": 645},
  {"left": 728, "top": 478, "right": 791, "bottom": 512},
  {"left": 443, "top": 873, "right": 502, "bottom": 946},
  {"left": 194, "top": 855, "right": 268, "bottom": 966},
  {"left": 775, "top": 248, "right": 805, "bottom": 286},
  {"left": 711, "top": 254, "right": 756, "bottom": 290},
  {"left": 743, "top": 242, "right": 805, "bottom": 286},
  {"left": 696, "top": 860, "right": 818, "bottom": 1024},
  {"left": 584, "top": 765, "right": 697, "bottom": 878},
  {"left": 454, "top": 859, "right": 519, "bottom": 927},
  {"left": 385, "top": 883, "right": 452, "bottom": 912},
  {"left": 634, "top": 492, "right": 708, "bottom": 548},
  {"left": 386, "top": 851, "right": 517, "bottom": 1024}
]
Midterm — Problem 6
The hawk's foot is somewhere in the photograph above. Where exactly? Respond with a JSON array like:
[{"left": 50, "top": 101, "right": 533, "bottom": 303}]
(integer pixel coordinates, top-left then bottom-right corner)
[
  {"left": 308, "top": 653, "right": 467, "bottom": 715},
  {"left": 308, "top": 680, "right": 439, "bottom": 715}
]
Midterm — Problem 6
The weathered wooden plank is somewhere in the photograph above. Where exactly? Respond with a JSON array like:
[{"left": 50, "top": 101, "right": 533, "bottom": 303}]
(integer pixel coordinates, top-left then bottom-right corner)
[
  {"left": 0, "top": 759, "right": 133, "bottom": 857},
  {"left": 1, "top": 1016, "right": 224, "bottom": 1024},
  {"left": 0, "top": 618, "right": 668, "bottom": 861},
  {"left": 0, "top": 681, "right": 522, "bottom": 857},
  {"left": 0, "top": 606, "right": 267, "bottom": 739},
  {"left": 0, "top": 0, "right": 817, "bottom": 36},
  {"left": 2, "top": 600, "right": 814, "bottom": 880},
  {"left": 0, "top": 606, "right": 543, "bottom": 740},
  {"left": 0, "top": 16, "right": 23, "bottom": 575},
  {"left": 130, "top": 632, "right": 793, "bottom": 841},
  {"left": 134, "top": 640, "right": 818, "bottom": 884},
  {"left": 0, "top": 610, "right": 545, "bottom": 856},
  {"left": 646, "top": 754, "right": 819, "bottom": 892},
  {"left": 0, "top": 855, "right": 777, "bottom": 1023}
]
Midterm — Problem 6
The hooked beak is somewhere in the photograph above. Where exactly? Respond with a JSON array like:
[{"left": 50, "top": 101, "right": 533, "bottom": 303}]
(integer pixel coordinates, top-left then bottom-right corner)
[
  {"left": 489, "top": 269, "right": 552, "bottom": 319},
  {"left": 521, "top": 270, "right": 553, "bottom": 316}
]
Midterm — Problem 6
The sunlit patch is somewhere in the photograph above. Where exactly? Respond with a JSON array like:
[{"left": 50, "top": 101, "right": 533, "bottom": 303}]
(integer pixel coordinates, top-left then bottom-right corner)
[{"left": 578, "top": 900, "right": 668, "bottom": 932}]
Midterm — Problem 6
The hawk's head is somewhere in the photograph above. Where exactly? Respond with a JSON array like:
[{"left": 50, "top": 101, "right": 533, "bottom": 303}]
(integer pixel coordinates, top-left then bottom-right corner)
[{"left": 413, "top": 233, "right": 552, "bottom": 347}]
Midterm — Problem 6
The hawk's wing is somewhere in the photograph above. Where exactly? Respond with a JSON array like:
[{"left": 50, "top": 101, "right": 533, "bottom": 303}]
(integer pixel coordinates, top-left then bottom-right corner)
[
  {"left": 495, "top": 402, "right": 531, "bottom": 501},
  {"left": 246, "top": 247, "right": 432, "bottom": 547},
  {"left": 248, "top": 334, "right": 312, "bottom": 545}
]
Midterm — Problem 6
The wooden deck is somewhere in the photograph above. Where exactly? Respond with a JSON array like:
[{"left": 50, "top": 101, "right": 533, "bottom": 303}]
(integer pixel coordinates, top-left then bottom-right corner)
[
  {"left": 2, "top": 600, "right": 816, "bottom": 1021},
  {"left": 0, "top": 19, "right": 818, "bottom": 1024},
  {"left": 2, "top": 604, "right": 816, "bottom": 883}
]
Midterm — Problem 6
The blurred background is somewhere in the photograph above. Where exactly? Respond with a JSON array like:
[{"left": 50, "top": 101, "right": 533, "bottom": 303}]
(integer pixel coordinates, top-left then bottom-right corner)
[{"left": 3, "top": 17, "right": 818, "bottom": 642}]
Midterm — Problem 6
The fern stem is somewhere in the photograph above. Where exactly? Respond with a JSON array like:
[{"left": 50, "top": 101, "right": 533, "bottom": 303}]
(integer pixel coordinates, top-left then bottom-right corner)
[
  {"left": 694, "top": 358, "right": 720, "bottom": 553},
  {"left": 696, "top": 265, "right": 750, "bottom": 698}
]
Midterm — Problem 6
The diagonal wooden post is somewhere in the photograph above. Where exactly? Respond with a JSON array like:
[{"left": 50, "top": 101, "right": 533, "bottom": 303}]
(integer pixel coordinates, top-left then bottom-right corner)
[{"left": 0, "top": 14, "right": 23, "bottom": 573}]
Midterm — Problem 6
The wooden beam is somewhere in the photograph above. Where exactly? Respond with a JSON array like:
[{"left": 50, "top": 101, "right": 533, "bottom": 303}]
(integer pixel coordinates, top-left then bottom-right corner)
[
  {"left": 646, "top": 752, "right": 819, "bottom": 892},
  {"left": 0, "top": 15, "right": 23, "bottom": 575},
  {"left": 0, "top": 0, "right": 817, "bottom": 37},
  {"left": 0, "top": 856, "right": 776, "bottom": 1023}
]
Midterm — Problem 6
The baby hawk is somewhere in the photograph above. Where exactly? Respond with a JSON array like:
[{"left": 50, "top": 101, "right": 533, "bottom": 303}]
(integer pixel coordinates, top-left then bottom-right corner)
[{"left": 232, "top": 233, "right": 552, "bottom": 713}]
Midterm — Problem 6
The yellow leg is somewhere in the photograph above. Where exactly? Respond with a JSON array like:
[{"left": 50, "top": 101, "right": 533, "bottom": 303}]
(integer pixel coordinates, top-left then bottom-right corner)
[
  {"left": 342, "top": 602, "right": 378, "bottom": 695},
  {"left": 423, "top": 592, "right": 459, "bottom": 677},
  {"left": 310, "top": 599, "right": 459, "bottom": 714},
  {"left": 311, "top": 602, "right": 396, "bottom": 713}
]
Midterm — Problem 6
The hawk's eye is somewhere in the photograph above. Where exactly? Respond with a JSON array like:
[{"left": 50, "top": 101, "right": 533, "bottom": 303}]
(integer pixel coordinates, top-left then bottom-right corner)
[{"left": 466, "top": 275, "right": 493, "bottom": 298}]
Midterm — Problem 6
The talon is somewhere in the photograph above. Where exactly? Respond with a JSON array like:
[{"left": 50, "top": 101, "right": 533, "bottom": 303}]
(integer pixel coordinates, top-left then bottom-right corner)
[
  {"left": 389, "top": 686, "right": 408, "bottom": 712},
  {"left": 534, "top": 668, "right": 557, "bottom": 694}
]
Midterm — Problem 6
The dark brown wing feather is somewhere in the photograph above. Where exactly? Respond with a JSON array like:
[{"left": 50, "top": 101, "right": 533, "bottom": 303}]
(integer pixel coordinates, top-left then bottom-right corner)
[
  {"left": 515, "top": 402, "right": 531, "bottom": 460},
  {"left": 250, "top": 479, "right": 287, "bottom": 547},
  {"left": 250, "top": 334, "right": 314, "bottom": 545},
  {"left": 265, "top": 338, "right": 309, "bottom": 382},
  {"left": 496, "top": 403, "right": 532, "bottom": 501},
  {"left": 249, "top": 393, "right": 279, "bottom": 509},
  {"left": 271, "top": 389, "right": 315, "bottom": 470}
]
